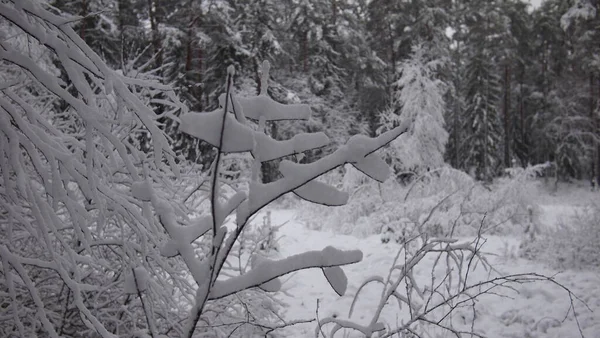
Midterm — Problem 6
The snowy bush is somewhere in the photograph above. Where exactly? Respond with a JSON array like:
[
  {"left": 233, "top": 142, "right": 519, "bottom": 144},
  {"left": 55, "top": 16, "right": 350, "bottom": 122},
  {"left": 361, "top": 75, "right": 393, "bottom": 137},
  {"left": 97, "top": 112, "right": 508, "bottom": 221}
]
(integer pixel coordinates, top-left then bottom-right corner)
[
  {"left": 521, "top": 203, "right": 600, "bottom": 270},
  {"left": 317, "top": 232, "right": 587, "bottom": 338},
  {"left": 316, "top": 235, "right": 492, "bottom": 337},
  {"left": 0, "top": 2, "right": 195, "bottom": 336},
  {"left": 301, "top": 163, "right": 548, "bottom": 239},
  {"left": 0, "top": 2, "right": 411, "bottom": 336},
  {"left": 230, "top": 211, "right": 285, "bottom": 275},
  {"left": 173, "top": 59, "right": 411, "bottom": 336}
]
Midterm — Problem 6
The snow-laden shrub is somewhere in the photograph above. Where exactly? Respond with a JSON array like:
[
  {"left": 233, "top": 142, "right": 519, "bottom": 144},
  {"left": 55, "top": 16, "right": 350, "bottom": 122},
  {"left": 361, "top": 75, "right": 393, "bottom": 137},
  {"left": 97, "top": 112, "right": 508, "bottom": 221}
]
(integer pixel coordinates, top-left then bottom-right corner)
[
  {"left": 317, "top": 232, "right": 585, "bottom": 337},
  {"left": 300, "top": 164, "right": 548, "bottom": 238},
  {"left": 0, "top": 3, "right": 195, "bottom": 336},
  {"left": 317, "top": 235, "right": 493, "bottom": 337},
  {"left": 521, "top": 204, "right": 600, "bottom": 270},
  {"left": 170, "top": 59, "right": 410, "bottom": 337},
  {"left": 0, "top": 2, "right": 410, "bottom": 337}
]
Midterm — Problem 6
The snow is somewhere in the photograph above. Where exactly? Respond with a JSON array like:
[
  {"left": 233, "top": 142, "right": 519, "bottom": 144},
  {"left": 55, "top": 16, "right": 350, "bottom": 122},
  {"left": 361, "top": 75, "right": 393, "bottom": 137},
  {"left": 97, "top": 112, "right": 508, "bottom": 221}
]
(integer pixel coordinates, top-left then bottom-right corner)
[
  {"left": 291, "top": 180, "right": 349, "bottom": 206},
  {"left": 258, "top": 208, "right": 600, "bottom": 338},
  {"left": 209, "top": 245, "right": 362, "bottom": 300},
  {"left": 259, "top": 60, "right": 270, "bottom": 96},
  {"left": 124, "top": 267, "right": 151, "bottom": 294},
  {"left": 218, "top": 94, "right": 312, "bottom": 121},
  {"left": 131, "top": 181, "right": 152, "bottom": 201},
  {"left": 159, "top": 240, "right": 179, "bottom": 258},
  {"left": 352, "top": 153, "right": 390, "bottom": 183},
  {"left": 532, "top": 181, "right": 595, "bottom": 228},
  {"left": 279, "top": 164, "right": 349, "bottom": 206},
  {"left": 561, "top": 0, "right": 597, "bottom": 30},
  {"left": 322, "top": 266, "right": 348, "bottom": 297},
  {"left": 254, "top": 131, "right": 330, "bottom": 162},
  {"left": 528, "top": 0, "right": 542, "bottom": 9},
  {"left": 181, "top": 109, "right": 254, "bottom": 153},
  {"left": 180, "top": 109, "right": 329, "bottom": 159}
]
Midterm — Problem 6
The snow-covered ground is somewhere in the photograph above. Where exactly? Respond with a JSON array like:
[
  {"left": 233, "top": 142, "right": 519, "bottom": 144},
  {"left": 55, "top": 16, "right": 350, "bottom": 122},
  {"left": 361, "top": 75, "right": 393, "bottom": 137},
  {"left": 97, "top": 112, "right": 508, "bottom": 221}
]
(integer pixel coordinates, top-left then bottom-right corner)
[
  {"left": 264, "top": 191, "right": 600, "bottom": 338},
  {"left": 534, "top": 181, "right": 597, "bottom": 229}
]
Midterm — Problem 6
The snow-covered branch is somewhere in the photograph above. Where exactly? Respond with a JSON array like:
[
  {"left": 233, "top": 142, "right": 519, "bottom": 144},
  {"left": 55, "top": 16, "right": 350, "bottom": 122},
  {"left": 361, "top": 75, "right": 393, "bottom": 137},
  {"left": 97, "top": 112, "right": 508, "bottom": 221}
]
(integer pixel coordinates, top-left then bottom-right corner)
[
  {"left": 175, "top": 60, "right": 408, "bottom": 337},
  {"left": 210, "top": 246, "right": 362, "bottom": 299}
]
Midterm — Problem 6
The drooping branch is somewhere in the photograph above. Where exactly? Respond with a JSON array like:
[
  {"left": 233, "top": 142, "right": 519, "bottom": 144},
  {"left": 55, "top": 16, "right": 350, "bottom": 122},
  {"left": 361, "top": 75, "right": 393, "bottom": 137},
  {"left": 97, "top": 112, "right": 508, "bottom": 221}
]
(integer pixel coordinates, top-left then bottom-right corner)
[{"left": 210, "top": 246, "right": 362, "bottom": 300}]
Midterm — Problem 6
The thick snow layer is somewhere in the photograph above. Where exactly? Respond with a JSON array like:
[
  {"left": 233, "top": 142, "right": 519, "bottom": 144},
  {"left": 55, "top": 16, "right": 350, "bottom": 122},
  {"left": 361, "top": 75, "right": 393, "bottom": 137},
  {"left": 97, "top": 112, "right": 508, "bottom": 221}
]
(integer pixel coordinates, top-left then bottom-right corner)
[
  {"left": 254, "top": 131, "right": 330, "bottom": 162},
  {"left": 279, "top": 164, "right": 349, "bottom": 206},
  {"left": 209, "top": 246, "right": 362, "bottom": 300},
  {"left": 218, "top": 94, "right": 311, "bottom": 121},
  {"left": 262, "top": 209, "right": 600, "bottom": 338},
  {"left": 180, "top": 109, "right": 254, "bottom": 153},
  {"left": 352, "top": 153, "right": 390, "bottom": 183},
  {"left": 131, "top": 181, "right": 152, "bottom": 201},
  {"left": 180, "top": 110, "right": 329, "bottom": 159},
  {"left": 322, "top": 266, "right": 348, "bottom": 297},
  {"left": 291, "top": 180, "right": 349, "bottom": 206}
]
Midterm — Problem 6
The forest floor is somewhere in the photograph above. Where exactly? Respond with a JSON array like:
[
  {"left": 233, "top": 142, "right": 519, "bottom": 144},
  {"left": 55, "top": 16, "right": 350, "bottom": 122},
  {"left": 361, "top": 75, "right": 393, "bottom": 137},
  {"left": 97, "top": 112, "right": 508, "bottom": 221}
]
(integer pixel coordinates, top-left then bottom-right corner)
[{"left": 265, "top": 181, "right": 600, "bottom": 338}]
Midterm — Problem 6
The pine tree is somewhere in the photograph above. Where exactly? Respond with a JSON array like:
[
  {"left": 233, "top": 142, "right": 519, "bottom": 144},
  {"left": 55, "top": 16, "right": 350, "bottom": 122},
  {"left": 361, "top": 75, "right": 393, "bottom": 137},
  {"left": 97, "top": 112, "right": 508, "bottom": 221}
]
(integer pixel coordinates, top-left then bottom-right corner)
[
  {"left": 562, "top": 0, "right": 600, "bottom": 182},
  {"left": 461, "top": 0, "right": 504, "bottom": 180},
  {"left": 445, "top": 0, "right": 468, "bottom": 169},
  {"left": 506, "top": 0, "right": 536, "bottom": 167},
  {"left": 527, "top": 0, "right": 589, "bottom": 179},
  {"left": 379, "top": 44, "right": 448, "bottom": 175}
]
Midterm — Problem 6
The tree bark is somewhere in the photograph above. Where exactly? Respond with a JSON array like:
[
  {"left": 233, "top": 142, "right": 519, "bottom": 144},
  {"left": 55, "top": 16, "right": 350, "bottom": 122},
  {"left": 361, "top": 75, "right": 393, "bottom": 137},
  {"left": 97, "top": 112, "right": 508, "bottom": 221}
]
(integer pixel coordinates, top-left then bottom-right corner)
[
  {"left": 331, "top": 0, "right": 337, "bottom": 26},
  {"left": 453, "top": 40, "right": 461, "bottom": 169},
  {"left": 185, "top": 0, "right": 194, "bottom": 72},
  {"left": 519, "top": 67, "right": 526, "bottom": 165},
  {"left": 146, "top": 0, "right": 163, "bottom": 70},
  {"left": 302, "top": 30, "right": 308, "bottom": 73},
  {"left": 590, "top": 73, "right": 595, "bottom": 182},
  {"left": 503, "top": 63, "right": 511, "bottom": 167},
  {"left": 597, "top": 75, "right": 600, "bottom": 186},
  {"left": 79, "top": 0, "right": 88, "bottom": 39}
]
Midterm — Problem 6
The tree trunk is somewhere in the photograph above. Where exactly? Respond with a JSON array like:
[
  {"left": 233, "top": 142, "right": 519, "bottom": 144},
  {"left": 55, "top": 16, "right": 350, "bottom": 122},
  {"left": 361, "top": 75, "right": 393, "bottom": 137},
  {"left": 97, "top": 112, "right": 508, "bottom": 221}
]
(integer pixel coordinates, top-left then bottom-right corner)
[
  {"left": 146, "top": 0, "right": 163, "bottom": 70},
  {"left": 186, "top": 0, "right": 194, "bottom": 72},
  {"left": 302, "top": 30, "right": 308, "bottom": 73},
  {"left": 331, "top": 0, "right": 337, "bottom": 25},
  {"left": 186, "top": 0, "right": 203, "bottom": 111},
  {"left": 590, "top": 73, "right": 595, "bottom": 182},
  {"left": 301, "top": 5, "right": 309, "bottom": 74},
  {"left": 597, "top": 75, "right": 600, "bottom": 186},
  {"left": 541, "top": 42, "right": 549, "bottom": 171},
  {"left": 453, "top": 40, "right": 461, "bottom": 169},
  {"left": 197, "top": 44, "right": 203, "bottom": 111},
  {"left": 519, "top": 67, "right": 526, "bottom": 165},
  {"left": 503, "top": 63, "right": 511, "bottom": 167},
  {"left": 117, "top": 0, "right": 125, "bottom": 68},
  {"left": 79, "top": 0, "right": 88, "bottom": 39}
]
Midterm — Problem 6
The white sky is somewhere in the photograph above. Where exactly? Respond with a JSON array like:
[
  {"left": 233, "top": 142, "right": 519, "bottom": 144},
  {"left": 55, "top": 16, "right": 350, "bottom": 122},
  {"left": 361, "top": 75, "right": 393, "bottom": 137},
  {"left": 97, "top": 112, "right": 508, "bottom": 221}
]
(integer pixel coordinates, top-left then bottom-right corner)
[
  {"left": 529, "top": 0, "right": 543, "bottom": 9},
  {"left": 445, "top": 0, "right": 544, "bottom": 38}
]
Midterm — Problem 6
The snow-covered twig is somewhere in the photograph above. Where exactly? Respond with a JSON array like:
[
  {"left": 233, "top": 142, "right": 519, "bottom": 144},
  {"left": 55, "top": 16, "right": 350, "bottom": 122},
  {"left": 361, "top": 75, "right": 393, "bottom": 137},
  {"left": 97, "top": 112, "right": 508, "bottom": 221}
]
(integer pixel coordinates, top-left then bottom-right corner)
[
  {"left": 175, "top": 60, "right": 408, "bottom": 337},
  {"left": 318, "top": 232, "right": 590, "bottom": 338}
]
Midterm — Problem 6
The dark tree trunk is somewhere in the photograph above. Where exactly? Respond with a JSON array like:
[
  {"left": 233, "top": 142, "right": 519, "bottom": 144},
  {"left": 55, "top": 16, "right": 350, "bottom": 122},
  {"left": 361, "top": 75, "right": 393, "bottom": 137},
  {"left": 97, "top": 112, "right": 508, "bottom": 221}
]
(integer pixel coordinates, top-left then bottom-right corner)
[
  {"left": 597, "top": 75, "right": 600, "bottom": 186},
  {"left": 79, "top": 0, "right": 88, "bottom": 39},
  {"left": 453, "top": 40, "right": 461, "bottom": 169},
  {"left": 146, "top": 0, "right": 163, "bottom": 70},
  {"left": 519, "top": 67, "right": 527, "bottom": 165},
  {"left": 186, "top": 0, "right": 203, "bottom": 111},
  {"left": 186, "top": 1, "right": 194, "bottom": 72},
  {"left": 590, "top": 73, "right": 596, "bottom": 182},
  {"left": 197, "top": 45, "right": 203, "bottom": 111},
  {"left": 302, "top": 30, "right": 308, "bottom": 73},
  {"left": 331, "top": 0, "right": 337, "bottom": 25},
  {"left": 503, "top": 63, "right": 511, "bottom": 167}
]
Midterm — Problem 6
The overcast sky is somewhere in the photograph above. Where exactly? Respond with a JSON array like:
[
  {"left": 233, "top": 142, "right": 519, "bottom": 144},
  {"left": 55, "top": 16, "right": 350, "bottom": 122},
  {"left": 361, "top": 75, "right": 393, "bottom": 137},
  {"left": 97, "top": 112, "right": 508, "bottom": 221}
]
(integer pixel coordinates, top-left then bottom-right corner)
[{"left": 529, "top": 0, "right": 543, "bottom": 9}]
